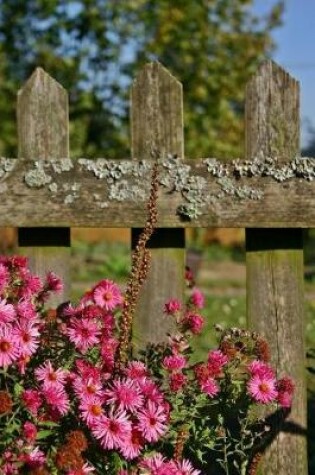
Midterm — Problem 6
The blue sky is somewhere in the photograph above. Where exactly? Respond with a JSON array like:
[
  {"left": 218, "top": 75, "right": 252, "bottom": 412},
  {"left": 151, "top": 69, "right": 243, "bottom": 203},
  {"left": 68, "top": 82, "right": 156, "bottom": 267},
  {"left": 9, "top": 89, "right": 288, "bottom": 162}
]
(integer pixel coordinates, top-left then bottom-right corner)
[{"left": 255, "top": 0, "right": 315, "bottom": 147}]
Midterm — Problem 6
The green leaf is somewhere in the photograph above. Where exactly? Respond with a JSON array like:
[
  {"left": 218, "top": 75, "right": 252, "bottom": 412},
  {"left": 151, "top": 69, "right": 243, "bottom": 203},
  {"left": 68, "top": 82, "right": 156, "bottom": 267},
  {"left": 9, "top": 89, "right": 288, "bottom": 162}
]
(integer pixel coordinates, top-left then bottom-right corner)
[{"left": 36, "top": 429, "right": 54, "bottom": 440}]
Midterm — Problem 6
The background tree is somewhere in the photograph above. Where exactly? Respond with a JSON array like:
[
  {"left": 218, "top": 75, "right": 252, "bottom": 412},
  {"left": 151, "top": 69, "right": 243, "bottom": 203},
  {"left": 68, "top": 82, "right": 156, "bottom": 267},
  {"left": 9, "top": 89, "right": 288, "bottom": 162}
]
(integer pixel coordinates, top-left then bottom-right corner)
[{"left": 0, "top": 0, "right": 284, "bottom": 158}]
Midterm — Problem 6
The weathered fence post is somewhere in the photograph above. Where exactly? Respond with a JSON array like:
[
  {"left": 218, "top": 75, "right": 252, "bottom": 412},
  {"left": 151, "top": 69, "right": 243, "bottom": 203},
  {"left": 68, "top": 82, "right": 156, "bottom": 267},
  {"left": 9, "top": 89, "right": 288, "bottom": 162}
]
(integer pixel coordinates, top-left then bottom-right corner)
[
  {"left": 130, "top": 62, "right": 185, "bottom": 346},
  {"left": 17, "top": 68, "right": 70, "bottom": 303},
  {"left": 245, "top": 61, "right": 307, "bottom": 473}
]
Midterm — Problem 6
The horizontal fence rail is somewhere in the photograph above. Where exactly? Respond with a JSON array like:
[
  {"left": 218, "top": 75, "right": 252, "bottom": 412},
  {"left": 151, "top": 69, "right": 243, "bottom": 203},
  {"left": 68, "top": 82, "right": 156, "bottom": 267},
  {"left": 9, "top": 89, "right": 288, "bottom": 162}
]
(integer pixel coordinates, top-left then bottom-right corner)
[{"left": 0, "top": 156, "right": 315, "bottom": 227}]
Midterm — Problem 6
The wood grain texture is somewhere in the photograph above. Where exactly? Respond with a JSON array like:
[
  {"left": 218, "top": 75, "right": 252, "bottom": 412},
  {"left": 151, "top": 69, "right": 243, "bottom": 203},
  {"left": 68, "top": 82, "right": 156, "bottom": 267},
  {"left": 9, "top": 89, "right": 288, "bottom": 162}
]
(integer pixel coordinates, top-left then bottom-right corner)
[
  {"left": 2, "top": 158, "right": 315, "bottom": 228},
  {"left": 245, "top": 61, "right": 307, "bottom": 474},
  {"left": 17, "top": 68, "right": 70, "bottom": 305},
  {"left": 131, "top": 62, "right": 185, "bottom": 345}
]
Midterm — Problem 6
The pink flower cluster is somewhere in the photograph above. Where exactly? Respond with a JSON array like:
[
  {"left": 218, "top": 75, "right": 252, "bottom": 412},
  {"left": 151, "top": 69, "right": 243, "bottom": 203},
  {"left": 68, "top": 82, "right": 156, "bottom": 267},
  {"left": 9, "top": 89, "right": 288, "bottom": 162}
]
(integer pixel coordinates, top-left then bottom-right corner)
[
  {"left": 72, "top": 359, "right": 169, "bottom": 460},
  {"left": 164, "top": 288, "right": 205, "bottom": 335},
  {"left": 247, "top": 360, "right": 294, "bottom": 407},
  {"left": 61, "top": 279, "right": 122, "bottom": 365},
  {"left": 118, "top": 452, "right": 201, "bottom": 474},
  {"left": 0, "top": 256, "right": 62, "bottom": 373},
  {"left": 193, "top": 350, "right": 229, "bottom": 397}
]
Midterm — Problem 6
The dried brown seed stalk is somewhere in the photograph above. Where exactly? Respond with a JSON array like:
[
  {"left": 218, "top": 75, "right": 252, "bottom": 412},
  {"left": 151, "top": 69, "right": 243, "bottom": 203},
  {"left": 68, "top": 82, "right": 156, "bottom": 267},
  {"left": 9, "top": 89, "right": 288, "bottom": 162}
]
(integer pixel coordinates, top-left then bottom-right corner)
[{"left": 117, "top": 159, "right": 159, "bottom": 368}]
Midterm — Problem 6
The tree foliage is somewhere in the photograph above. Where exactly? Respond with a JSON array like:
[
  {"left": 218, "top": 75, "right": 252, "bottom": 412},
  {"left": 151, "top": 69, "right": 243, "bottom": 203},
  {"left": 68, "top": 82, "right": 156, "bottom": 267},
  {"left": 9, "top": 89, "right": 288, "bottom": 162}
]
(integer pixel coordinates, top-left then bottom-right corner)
[{"left": 0, "top": 0, "right": 284, "bottom": 158}]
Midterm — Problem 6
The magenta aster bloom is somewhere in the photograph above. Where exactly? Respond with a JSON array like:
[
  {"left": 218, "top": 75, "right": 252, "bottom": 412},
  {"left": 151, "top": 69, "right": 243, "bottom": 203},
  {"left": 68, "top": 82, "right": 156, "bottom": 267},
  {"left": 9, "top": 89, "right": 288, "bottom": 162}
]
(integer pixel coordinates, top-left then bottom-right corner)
[
  {"left": 22, "top": 422, "right": 38, "bottom": 442},
  {"left": 42, "top": 385, "right": 70, "bottom": 415},
  {"left": 169, "top": 372, "right": 187, "bottom": 392},
  {"left": 73, "top": 376, "right": 104, "bottom": 401},
  {"left": 67, "top": 462, "right": 95, "bottom": 474},
  {"left": 137, "top": 401, "right": 168, "bottom": 442},
  {"left": 35, "top": 360, "right": 68, "bottom": 388},
  {"left": 92, "top": 279, "right": 122, "bottom": 311},
  {"left": 22, "top": 389, "right": 42, "bottom": 415},
  {"left": 79, "top": 396, "right": 104, "bottom": 426},
  {"left": 44, "top": 271, "right": 63, "bottom": 293},
  {"left": 0, "top": 325, "right": 19, "bottom": 367},
  {"left": 164, "top": 298, "right": 182, "bottom": 315},
  {"left": 137, "top": 378, "right": 164, "bottom": 405},
  {"left": 105, "top": 378, "right": 144, "bottom": 412},
  {"left": 20, "top": 446, "right": 46, "bottom": 468},
  {"left": 190, "top": 289, "right": 205, "bottom": 309},
  {"left": 276, "top": 376, "right": 295, "bottom": 408},
  {"left": 200, "top": 377, "right": 220, "bottom": 398},
  {"left": 92, "top": 409, "right": 131, "bottom": 450},
  {"left": 0, "top": 299, "right": 15, "bottom": 324},
  {"left": 139, "top": 453, "right": 178, "bottom": 474},
  {"left": 13, "top": 320, "right": 40, "bottom": 357},
  {"left": 208, "top": 350, "right": 229, "bottom": 367},
  {"left": 247, "top": 375, "right": 278, "bottom": 404},
  {"left": 19, "top": 273, "right": 42, "bottom": 298},
  {"left": 163, "top": 354, "right": 187, "bottom": 372},
  {"left": 247, "top": 360, "right": 275, "bottom": 379},
  {"left": 16, "top": 300, "right": 38, "bottom": 321},
  {"left": 182, "top": 312, "right": 204, "bottom": 335},
  {"left": 176, "top": 459, "right": 201, "bottom": 475},
  {"left": 0, "top": 263, "right": 9, "bottom": 292},
  {"left": 66, "top": 318, "right": 100, "bottom": 353},
  {"left": 120, "top": 427, "right": 144, "bottom": 460},
  {"left": 125, "top": 361, "right": 148, "bottom": 380}
]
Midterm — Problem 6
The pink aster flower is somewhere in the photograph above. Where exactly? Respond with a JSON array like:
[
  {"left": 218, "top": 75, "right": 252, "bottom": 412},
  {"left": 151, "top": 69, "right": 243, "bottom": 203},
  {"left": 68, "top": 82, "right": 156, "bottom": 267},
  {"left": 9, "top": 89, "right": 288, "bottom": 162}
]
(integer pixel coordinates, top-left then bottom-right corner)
[
  {"left": 16, "top": 300, "right": 38, "bottom": 321},
  {"left": 79, "top": 396, "right": 104, "bottom": 426},
  {"left": 66, "top": 318, "right": 100, "bottom": 353},
  {"left": 92, "top": 409, "right": 131, "bottom": 450},
  {"left": 163, "top": 354, "right": 187, "bottom": 372},
  {"left": 125, "top": 361, "right": 148, "bottom": 380},
  {"left": 182, "top": 312, "right": 204, "bottom": 335},
  {"left": 22, "top": 421, "right": 37, "bottom": 442},
  {"left": 137, "top": 401, "right": 168, "bottom": 442},
  {"left": 0, "top": 263, "right": 9, "bottom": 292},
  {"left": 100, "top": 337, "right": 119, "bottom": 373},
  {"left": 13, "top": 320, "right": 40, "bottom": 357},
  {"left": 120, "top": 427, "right": 144, "bottom": 460},
  {"left": 139, "top": 453, "right": 178, "bottom": 474},
  {"left": 42, "top": 385, "right": 70, "bottom": 415},
  {"left": 176, "top": 459, "right": 201, "bottom": 475},
  {"left": 200, "top": 377, "right": 220, "bottom": 398},
  {"left": 20, "top": 446, "right": 46, "bottom": 467},
  {"left": 247, "top": 374, "right": 278, "bottom": 404},
  {"left": 247, "top": 360, "right": 275, "bottom": 379},
  {"left": 276, "top": 376, "right": 295, "bottom": 408},
  {"left": 44, "top": 271, "right": 63, "bottom": 293},
  {"left": 207, "top": 350, "right": 229, "bottom": 376},
  {"left": 0, "top": 299, "right": 15, "bottom": 324},
  {"left": 105, "top": 378, "right": 144, "bottom": 412},
  {"left": 67, "top": 462, "right": 95, "bottom": 474},
  {"left": 164, "top": 298, "right": 182, "bottom": 315},
  {"left": 189, "top": 289, "right": 205, "bottom": 309},
  {"left": 19, "top": 273, "right": 42, "bottom": 299},
  {"left": 169, "top": 372, "right": 187, "bottom": 392},
  {"left": 137, "top": 378, "right": 164, "bottom": 405},
  {"left": 208, "top": 350, "right": 229, "bottom": 367},
  {"left": 0, "top": 325, "right": 19, "bottom": 367},
  {"left": 75, "top": 359, "right": 102, "bottom": 381},
  {"left": 35, "top": 360, "right": 68, "bottom": 387},
  {"left": 73, "top": 376, "right": 104, "bottom": 401},
  {"left": 92, "top": 279, "right": 122, "bottom": 311},
  {"left": 22, "top": 389, "right": 42, "bottom": 415}
]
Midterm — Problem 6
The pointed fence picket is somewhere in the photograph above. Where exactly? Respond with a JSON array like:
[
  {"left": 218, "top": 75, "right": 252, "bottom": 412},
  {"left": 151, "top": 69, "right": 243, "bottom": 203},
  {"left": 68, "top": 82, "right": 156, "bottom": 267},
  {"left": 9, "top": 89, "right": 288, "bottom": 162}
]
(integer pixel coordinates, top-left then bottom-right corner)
[{"left": 0, "top": 60, "right": 309, "bottom": 474}]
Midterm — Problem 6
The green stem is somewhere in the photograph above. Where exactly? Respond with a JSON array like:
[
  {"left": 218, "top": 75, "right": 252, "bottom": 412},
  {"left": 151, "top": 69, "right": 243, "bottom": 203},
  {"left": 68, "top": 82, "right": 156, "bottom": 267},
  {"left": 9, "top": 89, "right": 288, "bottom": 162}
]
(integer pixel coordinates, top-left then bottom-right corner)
[{"left": 241, "top": 460, "right": 248, "bottom": 475}]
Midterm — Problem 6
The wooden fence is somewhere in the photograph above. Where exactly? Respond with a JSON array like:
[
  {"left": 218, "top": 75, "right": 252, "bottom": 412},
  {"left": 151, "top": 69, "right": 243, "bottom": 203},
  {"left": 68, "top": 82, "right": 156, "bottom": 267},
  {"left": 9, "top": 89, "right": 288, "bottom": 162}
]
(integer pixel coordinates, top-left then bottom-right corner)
[{"left": 0, "top": 60, "right": 309, "bottom": 473}]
